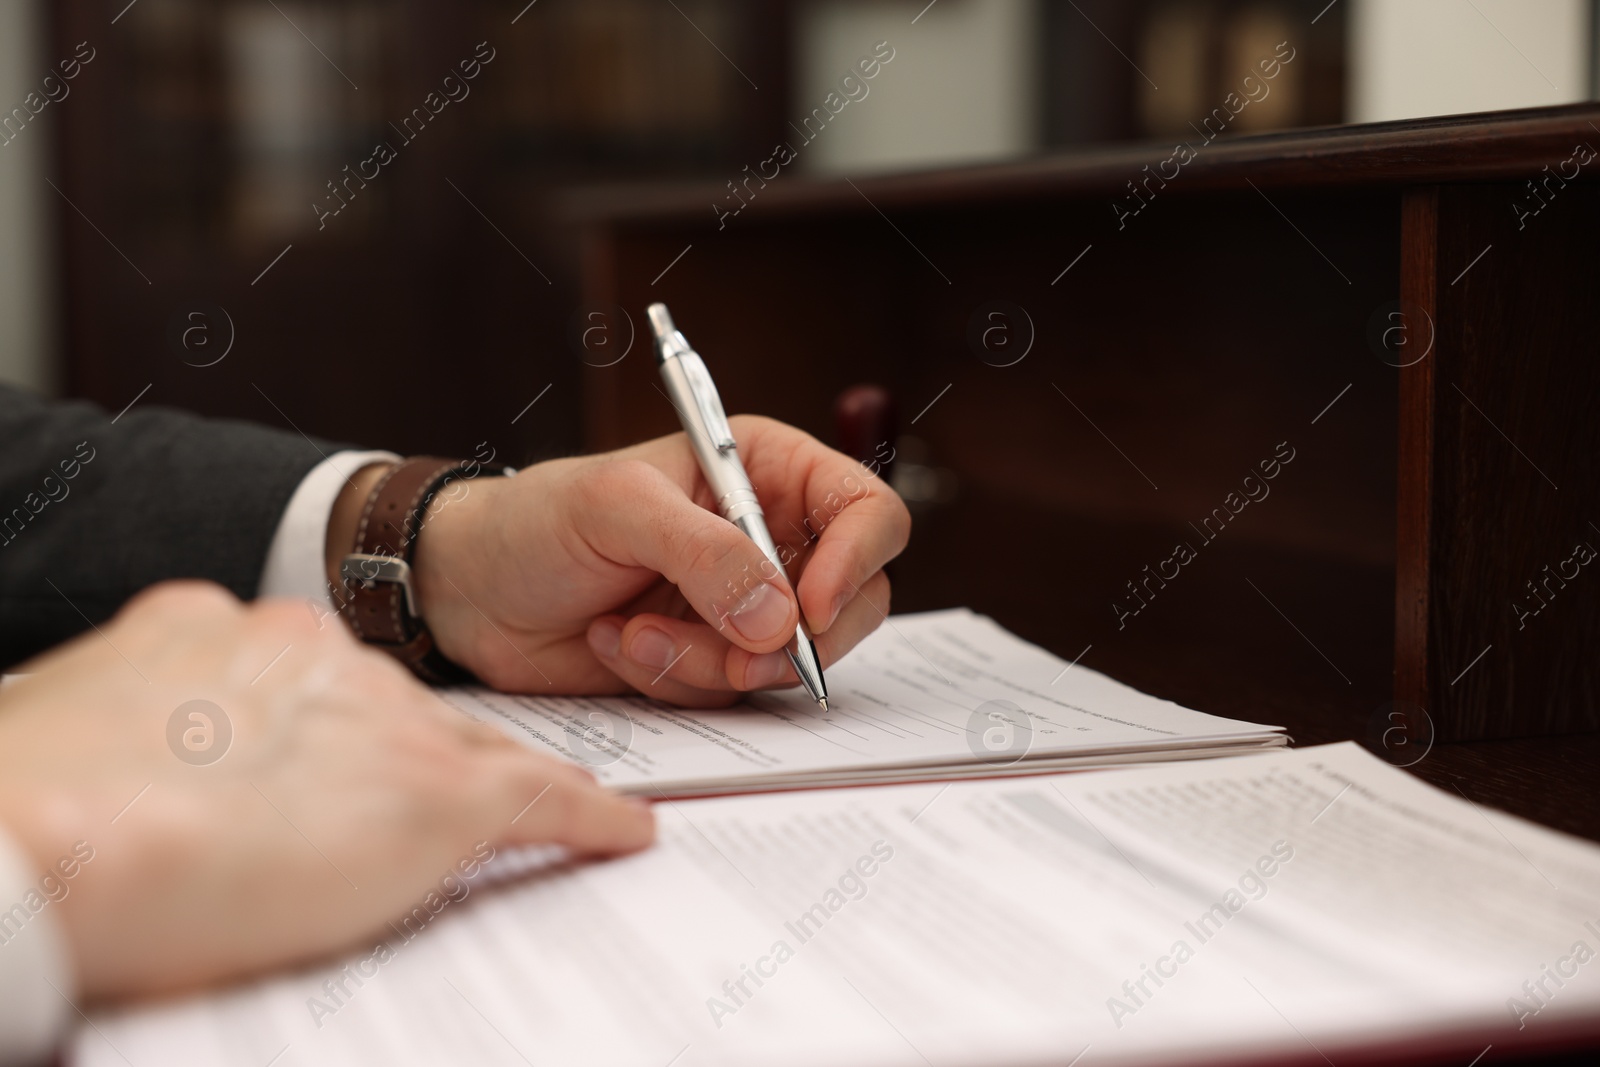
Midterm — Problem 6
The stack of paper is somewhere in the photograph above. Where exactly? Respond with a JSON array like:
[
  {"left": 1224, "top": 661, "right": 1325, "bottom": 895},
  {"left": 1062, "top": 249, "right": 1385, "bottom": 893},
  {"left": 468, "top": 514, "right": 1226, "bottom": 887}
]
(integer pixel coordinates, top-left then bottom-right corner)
[
  {"left": 74, "top": 743, "right": 1600, "bottom": 1066},
  {"left": 444, "top": 609, "right": 1288, "bottom": 797}
]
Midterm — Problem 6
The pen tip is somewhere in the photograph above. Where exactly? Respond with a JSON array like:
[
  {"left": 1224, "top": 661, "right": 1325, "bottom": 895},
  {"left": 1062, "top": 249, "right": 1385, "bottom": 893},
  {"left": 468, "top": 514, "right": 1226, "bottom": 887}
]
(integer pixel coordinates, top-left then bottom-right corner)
[
  {"left": 818, "top": 698, "right": 829, "bottom": 712},
  {"left": 646, "top": 302, "right": 674, "bottom": 338}
]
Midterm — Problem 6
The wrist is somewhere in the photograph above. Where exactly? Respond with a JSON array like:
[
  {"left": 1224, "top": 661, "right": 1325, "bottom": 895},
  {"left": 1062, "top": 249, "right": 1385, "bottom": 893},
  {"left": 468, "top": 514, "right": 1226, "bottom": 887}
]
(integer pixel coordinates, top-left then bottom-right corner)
[
  {"left": 325, "top": 456, "right": 509, "bottom": 684},
  {"left": 411, "top": 471, "right": 503, "bottom": 647}
]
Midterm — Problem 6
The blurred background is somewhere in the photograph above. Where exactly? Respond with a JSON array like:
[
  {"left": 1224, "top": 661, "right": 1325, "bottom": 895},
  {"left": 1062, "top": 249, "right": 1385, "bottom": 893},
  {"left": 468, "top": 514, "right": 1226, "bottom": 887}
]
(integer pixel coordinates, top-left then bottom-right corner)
[{"left": 0, "top": 0, "right": 1595, "bottom": 460}]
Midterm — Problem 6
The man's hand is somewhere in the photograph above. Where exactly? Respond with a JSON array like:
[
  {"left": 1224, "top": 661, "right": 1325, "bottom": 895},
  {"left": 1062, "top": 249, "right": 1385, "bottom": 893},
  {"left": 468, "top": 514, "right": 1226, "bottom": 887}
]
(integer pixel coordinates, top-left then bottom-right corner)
[
  {"left": 410, "top": 416, "right": 911, "bottom": 706},
  {"left": 0, "top": 582, "right": 653, "bottom": 1000}
]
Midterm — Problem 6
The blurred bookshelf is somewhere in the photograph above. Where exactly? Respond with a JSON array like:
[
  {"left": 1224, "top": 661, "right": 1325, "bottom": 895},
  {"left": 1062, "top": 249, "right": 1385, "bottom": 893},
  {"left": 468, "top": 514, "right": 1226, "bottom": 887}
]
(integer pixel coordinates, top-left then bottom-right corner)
[
  {"left": 1042, "top": 0, "right": 1346, "bottom": 147},
  {"left": 49, "top": 0, "right": 792, "bottom": 460},
  {"left": 46, "top": 0, "right": 1341, "bottom": 459}
]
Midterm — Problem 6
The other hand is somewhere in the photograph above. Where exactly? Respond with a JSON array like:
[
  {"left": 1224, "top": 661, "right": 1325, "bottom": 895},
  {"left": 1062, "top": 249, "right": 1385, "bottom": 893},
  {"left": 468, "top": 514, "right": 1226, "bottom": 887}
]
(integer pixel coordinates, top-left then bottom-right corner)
[{"left": 0, "top": 582, "right": 653, "bottom": 1000}]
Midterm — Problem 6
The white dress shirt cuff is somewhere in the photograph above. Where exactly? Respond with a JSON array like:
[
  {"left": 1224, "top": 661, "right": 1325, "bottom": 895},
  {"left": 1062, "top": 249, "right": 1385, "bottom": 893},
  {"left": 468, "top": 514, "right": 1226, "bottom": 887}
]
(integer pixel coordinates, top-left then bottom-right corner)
[
  {"left": 0, "top": 827, "right": 76, "bottom": 1066},
  {"left": 258, "top": 450, "right": 400, "bottom": 608}
]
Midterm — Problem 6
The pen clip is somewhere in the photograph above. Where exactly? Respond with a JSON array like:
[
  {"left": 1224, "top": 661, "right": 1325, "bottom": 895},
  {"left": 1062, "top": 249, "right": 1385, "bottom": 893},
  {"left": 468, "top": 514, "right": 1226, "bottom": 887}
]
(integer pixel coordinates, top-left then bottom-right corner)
[{"left": 678, "top": 351, "right": 736, "bottom": 451}]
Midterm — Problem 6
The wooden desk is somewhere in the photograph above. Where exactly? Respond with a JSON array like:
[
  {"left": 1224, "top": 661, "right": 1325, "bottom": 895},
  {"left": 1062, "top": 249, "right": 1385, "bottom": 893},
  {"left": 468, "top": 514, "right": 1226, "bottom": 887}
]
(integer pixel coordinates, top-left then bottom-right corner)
[{"left": 562, "top": 106, "right": 1600, "bottom": 854}]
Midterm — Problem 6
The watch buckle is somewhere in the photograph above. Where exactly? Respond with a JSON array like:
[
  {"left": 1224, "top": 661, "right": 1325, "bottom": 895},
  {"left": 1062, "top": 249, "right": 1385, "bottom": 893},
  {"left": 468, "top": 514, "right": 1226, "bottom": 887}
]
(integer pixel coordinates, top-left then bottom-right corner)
[{"left": 340, "top": 553, "right": 420, "bottom": 618}]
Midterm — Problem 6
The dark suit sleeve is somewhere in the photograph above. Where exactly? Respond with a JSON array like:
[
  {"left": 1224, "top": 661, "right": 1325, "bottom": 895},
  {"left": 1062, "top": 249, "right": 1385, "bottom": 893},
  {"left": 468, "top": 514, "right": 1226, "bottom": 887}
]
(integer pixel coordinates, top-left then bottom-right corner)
[{"left": 0, "top": 386, "right": 348, "bottom": 668}]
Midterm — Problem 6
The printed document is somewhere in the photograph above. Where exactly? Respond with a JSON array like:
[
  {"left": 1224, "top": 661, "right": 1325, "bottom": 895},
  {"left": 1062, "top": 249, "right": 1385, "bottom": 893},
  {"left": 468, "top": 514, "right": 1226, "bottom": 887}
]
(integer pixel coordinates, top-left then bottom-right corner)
[
  {"left": 444, "top": 609, "right": 1287, "bottom": 796},
  {"left": 75, "top": 743, "right": 1600, "bottom": 1066}
]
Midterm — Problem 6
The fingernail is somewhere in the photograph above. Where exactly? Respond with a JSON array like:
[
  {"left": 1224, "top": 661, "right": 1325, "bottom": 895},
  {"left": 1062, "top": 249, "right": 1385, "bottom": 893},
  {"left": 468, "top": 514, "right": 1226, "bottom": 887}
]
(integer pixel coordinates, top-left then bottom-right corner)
[
  {"left": 588, "top": 618, "right": 623, "bottom": 659},
  {"left": 628, "top": 627, "right": 677, "bottom": 670},
  {"left": 744, "top": 651, "right": 793, "bottom": 689},
  {"left": 625, "top": 796, "right": 653, "bottom": 816},
  {"left": 730, "top": 582, "right": 792, "bottom": 644}
]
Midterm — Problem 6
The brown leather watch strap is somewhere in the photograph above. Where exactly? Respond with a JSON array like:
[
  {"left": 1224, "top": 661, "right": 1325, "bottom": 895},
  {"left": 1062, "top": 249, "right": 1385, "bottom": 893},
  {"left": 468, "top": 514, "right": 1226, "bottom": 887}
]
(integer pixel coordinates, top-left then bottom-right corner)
[{"left": 340, "top": 456, "right": 481, "bottom": 685}]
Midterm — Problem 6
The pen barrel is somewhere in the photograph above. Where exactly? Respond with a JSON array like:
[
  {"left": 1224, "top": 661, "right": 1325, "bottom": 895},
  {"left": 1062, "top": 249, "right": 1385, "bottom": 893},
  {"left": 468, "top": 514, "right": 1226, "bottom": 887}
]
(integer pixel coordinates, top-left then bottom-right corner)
[
  {"left": 660, "top": 352, "right": 767, "bottom": 521},
  {"left": 717, "top": 485, "right": 764, "bottom": 525}
]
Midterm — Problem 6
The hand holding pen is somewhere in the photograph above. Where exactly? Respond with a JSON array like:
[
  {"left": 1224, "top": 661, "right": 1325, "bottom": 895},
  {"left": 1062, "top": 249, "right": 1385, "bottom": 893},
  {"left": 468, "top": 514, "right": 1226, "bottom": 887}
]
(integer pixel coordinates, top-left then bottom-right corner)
[{"left": 406, "top": 307, "right": 911, "bottom": 707}]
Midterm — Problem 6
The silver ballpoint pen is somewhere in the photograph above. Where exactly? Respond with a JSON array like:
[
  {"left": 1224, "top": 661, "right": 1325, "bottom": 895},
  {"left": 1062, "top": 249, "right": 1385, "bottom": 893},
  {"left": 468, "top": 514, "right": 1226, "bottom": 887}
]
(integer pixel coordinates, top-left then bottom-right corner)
[{"left": 647, "top": 302, "right": 829, "bottom": 711}]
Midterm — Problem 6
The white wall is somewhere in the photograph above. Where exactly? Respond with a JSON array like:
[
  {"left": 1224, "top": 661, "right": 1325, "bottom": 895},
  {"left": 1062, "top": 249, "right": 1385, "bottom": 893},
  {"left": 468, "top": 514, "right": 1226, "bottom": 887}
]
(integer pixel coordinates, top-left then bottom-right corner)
[
  {"left": 0, "top": 0, "right": 55, "bottom": 393},
  {"left": 1349, "top": 0, "right": 1591, "bottom": 123},
  {"left": 798, "top": 0, "right": 1595, "bottom": 176},
  {"left": 794, "top": 0, "right": 1039, "bottom": 175}
]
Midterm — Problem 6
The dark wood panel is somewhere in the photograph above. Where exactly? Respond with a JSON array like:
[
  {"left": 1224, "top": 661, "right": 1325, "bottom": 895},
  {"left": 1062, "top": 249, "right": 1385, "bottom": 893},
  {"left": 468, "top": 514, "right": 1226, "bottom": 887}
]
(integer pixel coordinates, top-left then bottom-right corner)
[
  {"left": 580, "top": 189, "right": 1401, "bottom": 566},
  {"left": 1401, "top": 182, "right": 1600, "bottom": 740},
  {"left": 559, "top": 103, "right": 1600, "bottom": 227},
  {"left": 1395, "top": 186, "right": 1438, "bottom": 742}
]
